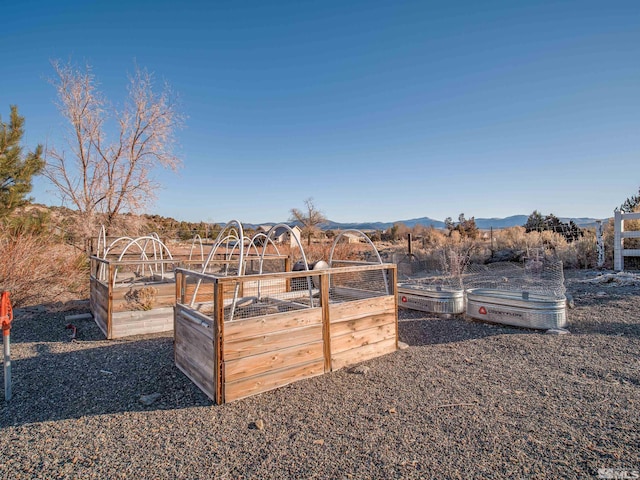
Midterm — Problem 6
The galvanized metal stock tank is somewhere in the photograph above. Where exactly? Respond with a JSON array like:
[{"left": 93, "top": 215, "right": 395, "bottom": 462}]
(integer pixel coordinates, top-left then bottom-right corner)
[{"left": 465, "top": 288, "right": 567, "bottom": 330}]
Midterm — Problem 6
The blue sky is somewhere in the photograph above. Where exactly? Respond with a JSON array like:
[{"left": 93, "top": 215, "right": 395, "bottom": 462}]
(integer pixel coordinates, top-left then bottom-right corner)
[{"left": 2, "top": 0, "right": 639, "bottom": 224}]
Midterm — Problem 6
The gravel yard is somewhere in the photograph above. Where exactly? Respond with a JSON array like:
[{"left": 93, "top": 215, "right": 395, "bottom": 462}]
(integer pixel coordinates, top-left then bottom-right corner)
[{"left": 1, "top": 270, "right": 639, "bottom": 479}]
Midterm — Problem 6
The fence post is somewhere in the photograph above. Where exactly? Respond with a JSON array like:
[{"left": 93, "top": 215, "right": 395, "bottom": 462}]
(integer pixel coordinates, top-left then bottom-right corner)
[
  {"left": 614, "top": 210, "right": 623, "bottom": 271},
  {"left": 320, "top": 273, "right": 331, "bottom": 373},
  {"left": 596, "top": 220, "right": 605, "bottom": 268}
]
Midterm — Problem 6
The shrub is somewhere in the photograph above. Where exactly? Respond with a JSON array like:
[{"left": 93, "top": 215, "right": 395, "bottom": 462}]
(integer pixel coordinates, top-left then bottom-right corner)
[{"left": 0, "top": 227, "right": 88, "bottom": 307}]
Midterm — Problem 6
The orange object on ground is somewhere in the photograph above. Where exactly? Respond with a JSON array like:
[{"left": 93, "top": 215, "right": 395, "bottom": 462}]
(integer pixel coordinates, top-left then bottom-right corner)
[{"left": 1, "top": 291, "right": 13, "bottom": 336}]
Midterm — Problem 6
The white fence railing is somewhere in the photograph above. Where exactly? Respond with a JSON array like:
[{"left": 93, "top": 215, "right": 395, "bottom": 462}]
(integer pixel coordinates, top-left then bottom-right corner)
[{"left": 614, "top": 210, "right": 640, "bottom": 271}]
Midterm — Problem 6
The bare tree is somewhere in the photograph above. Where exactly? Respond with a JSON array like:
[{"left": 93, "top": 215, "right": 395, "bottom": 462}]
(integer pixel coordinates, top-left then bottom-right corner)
[
  {"left": 289, "top": 198, "right": 327, "bottom": 246},
  {"left": 44, "top": 60, "right": 183, "bottom": 234}
]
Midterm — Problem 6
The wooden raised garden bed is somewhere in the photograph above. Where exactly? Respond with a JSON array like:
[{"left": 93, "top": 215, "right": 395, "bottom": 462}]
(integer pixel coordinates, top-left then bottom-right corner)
[
  {"left": 89, "top": 254, "right": 289, "bottom": 339},
  {"left": 174, "top": 263, "right": 398, "bottom": 403}
]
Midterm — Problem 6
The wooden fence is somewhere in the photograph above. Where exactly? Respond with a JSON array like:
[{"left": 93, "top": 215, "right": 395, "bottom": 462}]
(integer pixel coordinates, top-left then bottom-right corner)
[{"left": 614, "top": 210, "right": 640, "bottom": 271}]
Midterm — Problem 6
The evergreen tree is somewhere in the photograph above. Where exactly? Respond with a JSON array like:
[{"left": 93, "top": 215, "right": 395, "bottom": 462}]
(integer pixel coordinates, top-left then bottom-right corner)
[
  {"left": 524, "top": 210, "right": 545, "bottom": 232},
  {"left": 621, "top": 187, "right": 640, "bottom": 212},
  {"left": 0, "top": 106, "right": 44, "bottom": 217},
  {"left": 522, "top": 211, "right": 582, "bottom": 242},
  {"left": 445, "top": 213, "right": 478, "bottom": 239}
]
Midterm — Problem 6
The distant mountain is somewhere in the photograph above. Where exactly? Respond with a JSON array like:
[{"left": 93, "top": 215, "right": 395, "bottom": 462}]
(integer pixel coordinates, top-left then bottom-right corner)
[
  {"left": 234, "top": 215, "right": 604, "bottom": 232},
  {"left": 321, "top": 215, "right": 603, "bottom": 231},
  {"left": 474, "top": 215, "right": 530, "bottom": 229},
  {"left": 558, "top": 217, "right": 603, "bottom": 228},
  {"left": 319, "top": 217, "right": 442, "bottom": 231}
]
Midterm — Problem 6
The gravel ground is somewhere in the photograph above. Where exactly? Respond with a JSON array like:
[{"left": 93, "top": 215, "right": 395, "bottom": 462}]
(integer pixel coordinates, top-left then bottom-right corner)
[{"left": 1, "top": 270, "right": 639, "bottom": 479}]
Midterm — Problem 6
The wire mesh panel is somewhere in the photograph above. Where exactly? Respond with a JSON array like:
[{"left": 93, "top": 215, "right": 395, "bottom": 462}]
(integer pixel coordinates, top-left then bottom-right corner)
[
  {"left": 244, "top": 255, "right": 289, "bottom": 274},
  {"left": 222, "top": 276, "right": 316, "bottom": 322},
  {"left": 464, "top": 258, "right": 566, "bottom": 299},
  {"left": 394, "top": 251, "right": 467, "bottom": 289},
  {"left": 392, "top": 250, "right": 467, "bottom": 315},
  {"left": 329, "top": 267, "right": 392, "bottom": 303},
  {"left": 463, "top": 257, "right": 567, "bottom": 329}
]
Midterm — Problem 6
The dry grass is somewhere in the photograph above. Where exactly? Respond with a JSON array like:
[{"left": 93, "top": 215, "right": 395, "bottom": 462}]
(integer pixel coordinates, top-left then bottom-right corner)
[
  {"left": 0, "top": 228, "right": 88, "bottom": 308},
  {"left": 0, "top": 219, "right": 620, "bottom": 309},
  {"left": 376, "top": 224, "right": 611, "bottom": 273}
]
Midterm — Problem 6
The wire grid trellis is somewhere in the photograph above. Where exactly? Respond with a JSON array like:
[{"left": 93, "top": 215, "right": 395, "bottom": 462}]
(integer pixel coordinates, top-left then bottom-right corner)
[
  {"left": 244, "top": 256, "right": 287, "bottom": 275},
  {"left": 329, "top": 268, "right": 392, "bottom": 303},
  {"left": 109, "top": 260, "right": 178, "bottom": 287},
  {"left": 95, "top": 233, "right": 175, "bottom": 286},
  {"left": 209, "top": 266, "right": 395, "bottom": 321},
  {"left": 393, "top": 250, "right": 468, "bottom": 290},
  {"left": 463, "top": 256, "right": 566, "bottom": 299},
  {"left": 201, "top": 258, "right": 244, "bottom": 277},
  {"left": 221, "top": 276, "right": 318, "bottom": 321}
]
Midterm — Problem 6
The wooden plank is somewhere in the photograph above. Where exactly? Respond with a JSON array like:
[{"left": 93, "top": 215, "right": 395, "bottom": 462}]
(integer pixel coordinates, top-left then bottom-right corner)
[
  {"left": 175, "top": 271, "right": 181, "bottom": 304},
  {"left": 329, "top": 296, "right": 395, "bottom": 323},
  {"left": 224, "top": 358, "right": 325, "bottom": 403},
  {"left": 224, "top": 341, "right": 324, "bottom": 382},
  {"left": 110, "top": 307, "right": 174, "bottom": 338},
  {"left": 224, "top": 308, "right": 322, "bottom": 341},
  {"left": 174, "top": 316, "right": 213, "bottom": 360},
  {"left": 90, "top": 288, "right": 108, "bottom": 316},
  {"left": 107, "top": 264, "right": 114, "bottom": 339},
  {"left": 92, "top": 301, "right": 108, "bottom": 325},
  {"left": 174, "top": 306, "right": 214, "bottom": 334},
  {"left": 240, "top": 278, "right": 288, "bottom": 297},
  {"left": 94, "top": 287, "right": 111, "bottom": 308},
  {"left": 175, "top": 313, "right": 214, "bottom": 355},
  {"left": 111, "top": 321, "right": 173, "bottom": 338},
  {"left": 320, "top": 274, "right": 331, "bottom": 373},
  {"left": 223, "top": 324, "right": 323, "bottom": 361},
  {"left": 111, "top": 281, "right": 175, "bottom": 301},
  {"left": 111, "top": 294, "right": 176, "bottom": 312},
  {"left": 184, "top": 282, "right": 215, "bottom": 303},
  {"left": 175, "top": 362, "right": 215, "bottom": 402},
  {"left": 330, "top": 310, "right": 396, "bottom": 337},
  {"left": 622, "top": 231, "right": 640, "bottom": 239},
  {"left": 152, "top": 293, "right": 177, "bottom": 307},
  {"left": 174, "top": 312, "right": 215, "bottom": 400},
  {"left": 91, "top": 277, "right": 110, "bottom": 297},
  {"left": 331, "top": 337, "right": 397, "bottom": 371},
  {"left": 212, "top": 263, "right": 396, "bottom": 287},
  {"left": 390, "top": 266, "right": 399, "bottom": 350},
  {"left": 111, "top": 307, "right": 174, "bottom": 321},
  {"left": 111, "top": 319, "right": 173, "bottom": 336},
  {"left": 622, "top": 249, "right": 640, "bottom": 257},
  {"left": 90, "top": 280, "right": 110, "bottom": 309},
  {"left": 110, "top": 280, "right": 177, "bottom": 311},
  {"left": 92, "top": 307, "right": 108, "bottom": 338},
  {"left": 622, "top": 212, "right": 640, "bottom": 220},
  {"left": 331, "top": 323, "right": 397, "bottom": 355},
  {"left": 215, "top": 281, "right": 224, "bottom": 405},
  {"left": 331, "top": 286, "right": 381, "bottom": 300}
]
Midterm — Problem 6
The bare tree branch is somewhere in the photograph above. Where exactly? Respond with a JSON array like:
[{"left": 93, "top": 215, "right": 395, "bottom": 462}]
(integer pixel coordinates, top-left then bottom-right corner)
[
  {"left": 289, "top": 198, "right": 327, "bottom": 246},
  {"left": 43, "top": 60, "right": 183, "bottom": 234}
]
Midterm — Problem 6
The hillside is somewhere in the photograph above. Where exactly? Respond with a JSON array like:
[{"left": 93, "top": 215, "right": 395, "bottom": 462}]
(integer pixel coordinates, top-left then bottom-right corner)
[
  {"left": 18, "top": 203, "right": 604, "bottom": 235},
  {"left": 316, "top": 215, "right": 603, "bottom": 231}
]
